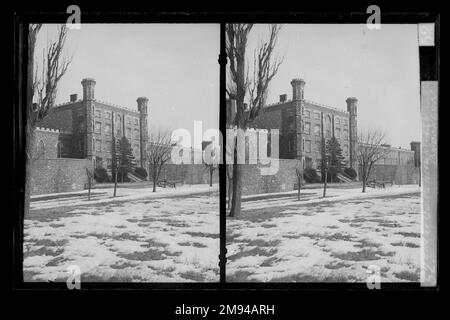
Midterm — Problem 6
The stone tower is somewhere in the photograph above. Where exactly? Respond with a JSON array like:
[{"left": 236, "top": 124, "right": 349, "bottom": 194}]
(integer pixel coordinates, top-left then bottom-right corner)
[
  {"left": 291, "top": 78, "right": 305, "bottom": 165},
  {"left": 137, "top": 97, "right": 149, "bottom": 169},
  {"left": 81, "top": 78, "right": 96, "bottom": 161},
  {"left": 346, "top": 97, "right": 358, "bottom": 172}
]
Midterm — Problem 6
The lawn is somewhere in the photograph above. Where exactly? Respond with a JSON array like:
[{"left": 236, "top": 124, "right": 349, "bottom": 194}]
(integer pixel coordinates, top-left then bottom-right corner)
[
  {"left": 226, "top": 185, "right": 421, "bottom": 282},
  {"left": 24, "top": 184, "right": 219, "bottom": 282}
]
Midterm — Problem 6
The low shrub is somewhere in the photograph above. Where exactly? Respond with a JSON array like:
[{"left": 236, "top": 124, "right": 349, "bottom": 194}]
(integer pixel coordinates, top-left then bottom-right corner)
[
  {"left": 94, "top": 167, "right": 109, "bottom": 183},
  {"left": 303, "top": 168, "right": 321, "bottom": 183}
]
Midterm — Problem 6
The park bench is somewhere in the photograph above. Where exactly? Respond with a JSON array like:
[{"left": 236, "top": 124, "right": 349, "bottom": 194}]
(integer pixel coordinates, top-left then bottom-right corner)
[
  {"left": 157, "top": 179, "right": 184, "bottom": 188},
  {"left": 366, "top": 180, "right": 393, "bottom": 189}
]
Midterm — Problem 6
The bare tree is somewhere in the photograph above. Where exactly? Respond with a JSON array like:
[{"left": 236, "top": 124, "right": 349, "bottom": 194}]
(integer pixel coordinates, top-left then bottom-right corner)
[
  {"left": 295, "top": 167, "right": 303, "bottom": 201},
  {"left": 25, "top": 24, "right": 72, "bottom": 215},
  {"left": 357, "top": 128, "right": 389, "bottom": 192},
  {"left": 226, "top": 23, "right": 283, "bottom": 217},
  {"left": 86, "top": 168, "right": 93, "bottom": 200},
  {"left": 204, "top": 143, "right": 219, "bottom": 187},
  {"left": 147, "top": 131, "right": 173, "bottom": 192}
]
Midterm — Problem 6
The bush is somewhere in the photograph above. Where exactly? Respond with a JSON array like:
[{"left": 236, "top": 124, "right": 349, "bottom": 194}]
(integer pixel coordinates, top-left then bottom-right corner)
[
  {"left": 134, "top": 167, "right": 148, "bottom": 179},
  {"left": 94, "top": 167, "right": 109, "bottom": 183},
  {"left": 303, "top": 168, "right": 321, "bottom": 183},
  {"left": 344, "top": 167, "right": 357, "bottom": 180}
]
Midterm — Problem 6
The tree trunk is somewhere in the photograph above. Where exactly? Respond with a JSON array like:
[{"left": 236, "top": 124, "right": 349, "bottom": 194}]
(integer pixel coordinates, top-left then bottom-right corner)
[
  {"left": 210, "top": 168, "right": 213, "bottom": 187},
  {"left": 229, "top": 163, "right": 242, "bottom": 217},
  {"left": 297, "top": 181, "right": 301, "bottom": 201},
  {"left": 323, "top": 170, "right": 328, "bottom": 197},
  {"left": 113, "top": 164, "right": 118, "bottom": 197},
  {"left": 362, "top": 176, "right": 366, "bottom": 193},
  {"left": 152, "top": 171, "right": 157, "bottom": 192},
  {"left": 227, "top": 181, "right": 232, "bottom": 209},
  {"left": 24, "top": 125, "right": 35, "bottom": 218}
]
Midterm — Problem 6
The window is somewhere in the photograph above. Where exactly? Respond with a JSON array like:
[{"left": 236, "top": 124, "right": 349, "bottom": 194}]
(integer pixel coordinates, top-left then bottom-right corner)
[
  {"left": 314, "top": 112, "right": 320, "bottom": 120},
  {"left": 325, "top": 115, "right": 332, "bottom": 138},
  {"left": 107, "top": 158, "right": 112, "bottom": 169},
  {"left": 95, "top": 139, "right": 102, "bottom": 152},
  {"left": 126, "top": 116, "right": 131, "bottom": 125},
  {"left": 315, "top": 141, "right": 321, "bottom": 152},
  {"left": 36, "top": 140, "right": 45, "bottom": 159},
  {"left": 287, "top": 116, "right": 295, "bottom": 131},
  {"left": 56, "top": 141, "right": 63, "bottom": 158},
  {"left": 343, "top": 145, "right": 349, "bottom": 154},
  {"left": 95, "top": 110, "right": 102, "bottom": 118},
  {"left": 79, "top": 139, "right": 84, "bottom": 152},
  {"left": 335, "top": 128, "right": 341, "bottom": 140},
  {"left": 305, "top": 110, "right": 310, "bottom": 118},
  {"left": 134, "top": 129, "right": 140, "bottom": 140},
  {"left": 134, "top": 144, "right": 140, "bottom": 156},
  {"left": 305, "top": 140, "right": 311, "bottom": 153},
  {"left": 95, "top": 121, "right": 102, "bottom": 134},
  {"left": 104, "top": 141, "right": 112, "bottom": 152},
  {"left": 104, "top": 123, "right": 111, "bottom": 136},
  {"left": 96, "top": 156, "right": 103, "bottom": 168},
  {"left": 314, "top": 124, "right": 321, "bottom": 136},
  {"left": 105, "top": 111, "right": 111, "bottom": 119},
  {"left": 288, "top": 137, "right": 293, "bottom": 152},
  {"left": 304, "top": 122, "right": 311, "bottom": 135},
  {"left": 343, "top": 129, "right": 349, "bottom": 141},
  {"left": 126, "top": 127, "right": 132, "bottom": 138},
  {"left": 336, "top": 117, "right": 340, "bottom": 125}
]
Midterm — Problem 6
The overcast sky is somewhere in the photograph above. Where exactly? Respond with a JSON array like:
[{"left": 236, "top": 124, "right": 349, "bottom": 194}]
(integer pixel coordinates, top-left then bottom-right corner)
[
  {"left": 246, "top": 24, "right": 421, "bottom": 148},
  {"left": 36, "top": 24, "right": 220, "bottom": 137}
]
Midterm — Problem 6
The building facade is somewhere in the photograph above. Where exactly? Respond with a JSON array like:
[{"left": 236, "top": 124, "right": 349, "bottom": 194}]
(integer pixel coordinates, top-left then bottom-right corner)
[
  {"left": 244, "top": 78, "right": 358, "bottom": 173},
  {"left": 227, "top": 77, "right": 421, "bottom": 189},
  {"left": 37, "top": 78, "right": 149, "bottom": 171}
]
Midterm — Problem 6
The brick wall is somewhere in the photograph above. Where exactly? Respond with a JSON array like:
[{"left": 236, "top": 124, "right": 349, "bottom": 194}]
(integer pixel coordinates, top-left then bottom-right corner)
[
  {"left": 369, "top": 163, "right": 419, "bottom": 185},
  {"left": 237, "top": 159, "right": 301, "bottom": 195},
  {"left": 34, "top": 128, "right": 60, "bottom": 159},
  {"left": 158, "top": 164, "right": 219, "bottom": 185},
  {"left": 30, "top": 158, "right": 94, "bottom": 195}
]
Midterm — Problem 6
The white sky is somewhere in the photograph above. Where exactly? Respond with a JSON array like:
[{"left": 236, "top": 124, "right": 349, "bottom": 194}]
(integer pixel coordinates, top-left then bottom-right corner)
[
  {"left": 36, "top": 24, "right": 220, "bottom": 136},
  {"left": 246, "top": 24, "right": 421, "bottom": 148}
]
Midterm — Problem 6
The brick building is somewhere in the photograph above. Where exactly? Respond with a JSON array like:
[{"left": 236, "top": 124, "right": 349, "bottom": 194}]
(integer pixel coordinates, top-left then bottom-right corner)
[
  {"left": 226, "top": 77, "right": 421, "bottom": 193},
  {"left": 37, "top": 78, "right": 149, "bottom": 171}
]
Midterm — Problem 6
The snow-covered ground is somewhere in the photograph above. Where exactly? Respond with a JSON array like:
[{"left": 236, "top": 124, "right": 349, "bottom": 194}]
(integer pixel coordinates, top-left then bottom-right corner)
[
  {"left": 24, "top": 184, "right": 219, "bottom": 282},
  {"left": 227, "top": 185, "right": 421, "bottom": 282}
]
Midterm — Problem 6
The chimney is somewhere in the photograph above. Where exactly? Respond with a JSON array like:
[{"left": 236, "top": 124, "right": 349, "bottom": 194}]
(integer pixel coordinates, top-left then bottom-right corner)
[
  {"left": 70, "top": 94, "right": 78, "bottom": 102},
  {"left": 81, "top": 78, "right": 96, "bottom": 101},
  {"left": 291, "top": 78, "right": 306, "bottom": 101},
  {"left": 280, "top": 94, "right": 287, "bottom": 102}
]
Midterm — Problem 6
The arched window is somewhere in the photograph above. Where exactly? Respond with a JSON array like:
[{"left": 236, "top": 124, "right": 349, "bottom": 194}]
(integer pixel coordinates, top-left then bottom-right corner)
[
  {"left": 56, "top": 141, "right": 63, "bottom": 158},
  {"left": 325, "top": 115, "right": 332, "bottom": 138},
  {"left": 36, "top": 140, "right": 45, "bottom": 159}
]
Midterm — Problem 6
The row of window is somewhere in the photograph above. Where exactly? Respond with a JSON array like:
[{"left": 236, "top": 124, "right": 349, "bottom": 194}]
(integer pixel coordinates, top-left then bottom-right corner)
[
  {"left": 303, "top": 122, "right": 349, "bottom": 140},
  {"left": 300, "top": 139, "right": 349, "bottom": 154},
  {"left": 94, "top": 121, "right": 140, "bottom": 140},
  {"left": 93, "top": 138, "right": 140, "bottom": 156},
  {"left": 94, "top": 109, "right": 140, "bottom": 126},
  {"left": 302, "top": 109, "right": 349, "bottom": 126}
]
